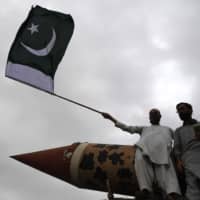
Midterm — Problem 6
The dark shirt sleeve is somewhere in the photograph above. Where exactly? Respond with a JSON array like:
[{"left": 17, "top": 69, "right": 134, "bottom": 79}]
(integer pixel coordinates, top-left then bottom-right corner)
[{"left": 173, "top": 129, "right": 182, "bottom": 160}]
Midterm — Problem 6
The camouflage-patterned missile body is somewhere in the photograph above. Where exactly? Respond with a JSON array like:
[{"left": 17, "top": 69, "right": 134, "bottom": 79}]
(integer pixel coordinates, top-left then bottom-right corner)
[{"left": 11, "top": 142, "right": 139, "bottom": 196}]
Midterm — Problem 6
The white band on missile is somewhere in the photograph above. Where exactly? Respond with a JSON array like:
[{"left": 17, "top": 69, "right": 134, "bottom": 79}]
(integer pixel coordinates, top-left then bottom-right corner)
[{"left": 70, "top": 142, "right": 88, "bottom": 186}]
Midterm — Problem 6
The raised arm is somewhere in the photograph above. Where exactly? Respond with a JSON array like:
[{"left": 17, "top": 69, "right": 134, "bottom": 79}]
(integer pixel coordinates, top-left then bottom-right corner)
[{"left": 101, "top": 112, "right": 143, "bottom": 134}]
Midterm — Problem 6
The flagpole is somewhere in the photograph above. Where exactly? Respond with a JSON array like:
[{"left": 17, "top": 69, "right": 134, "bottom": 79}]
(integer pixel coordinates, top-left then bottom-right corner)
[
  {"left": 51, "top": 92, "right": 103, "bottom": 114},
  {"left": 6, "top": 76, "right": 103, "bottom": 114}
]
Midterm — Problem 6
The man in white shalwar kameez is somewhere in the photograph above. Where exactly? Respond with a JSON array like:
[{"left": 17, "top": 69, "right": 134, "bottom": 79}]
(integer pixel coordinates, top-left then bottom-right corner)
[{"left": 102, "top": 109, "right": 182, "bottom": 200}]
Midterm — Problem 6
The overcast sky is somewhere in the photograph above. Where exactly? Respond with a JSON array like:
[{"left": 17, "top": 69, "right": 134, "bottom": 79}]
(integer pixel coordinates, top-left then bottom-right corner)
[{"left": 1, "top": 0, "right": 200, "bottom": 200}]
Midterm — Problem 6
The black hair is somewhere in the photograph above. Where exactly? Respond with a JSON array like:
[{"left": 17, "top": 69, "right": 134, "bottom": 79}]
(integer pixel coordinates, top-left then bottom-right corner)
[{"left": 176, "top": 102, "right": 193, "bottom": 111}]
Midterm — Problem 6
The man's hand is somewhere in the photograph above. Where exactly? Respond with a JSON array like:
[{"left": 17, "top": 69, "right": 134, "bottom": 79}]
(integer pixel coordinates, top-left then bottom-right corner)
[
  {"left": 102, "top": 112, "right": 112, "bottom": 119},
  {"left": 101, "top": 112, "right": 117, "bottom": 124},
  {"left": 176, "top": 159, "right": 184, "bottom": 174}
]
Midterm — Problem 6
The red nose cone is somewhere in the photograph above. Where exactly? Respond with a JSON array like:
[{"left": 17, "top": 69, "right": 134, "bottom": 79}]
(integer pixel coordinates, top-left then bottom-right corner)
[{"left": 11, "top": 143, "right": 80, "bottom": 183}]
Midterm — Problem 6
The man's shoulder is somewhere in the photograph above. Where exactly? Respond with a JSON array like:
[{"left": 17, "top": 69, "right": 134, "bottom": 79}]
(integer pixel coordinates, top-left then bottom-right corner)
[
  {"left": 175, "top": 126, "right": 183, "bottom": 132},
  {"left": 174, "top": 125, "right": 189, "bottom": 136},
  {"left": 175, "top": 120, "right": 199, "bottom": 132},
  {"left": 174, "top": 125, "right": 193, "bottom": 134},
  {"left": 157, "top": 125, "right": 174, "bottom": 134},
  {"left": 159, "top": 125, "right": 172, "bottom": 130}
]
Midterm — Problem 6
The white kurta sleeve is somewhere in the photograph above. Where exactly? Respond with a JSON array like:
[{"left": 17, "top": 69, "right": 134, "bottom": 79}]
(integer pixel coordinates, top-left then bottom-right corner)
[{"left": 115, "top": 121, "right": 144, "bottom": 134}]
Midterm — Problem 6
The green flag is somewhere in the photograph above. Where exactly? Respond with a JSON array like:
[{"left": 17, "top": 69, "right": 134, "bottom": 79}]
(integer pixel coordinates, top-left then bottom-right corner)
[{"left": 6, "top": 5, "right": 74, "bottom": 92}]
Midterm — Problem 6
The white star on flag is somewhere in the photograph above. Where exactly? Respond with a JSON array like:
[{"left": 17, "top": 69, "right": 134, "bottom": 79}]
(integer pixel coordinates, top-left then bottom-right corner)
[{"left": 27, "top": 23, "right": 39, "bottom": 35}]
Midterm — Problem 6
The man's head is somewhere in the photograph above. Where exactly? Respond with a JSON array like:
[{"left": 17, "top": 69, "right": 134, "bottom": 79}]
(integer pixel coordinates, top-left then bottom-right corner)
[
  {"left": 149, "top": 108, "right": 161, "bottom": 125},
  {"left": 176, "top": 102, "right": 193, "bottom": 121}
]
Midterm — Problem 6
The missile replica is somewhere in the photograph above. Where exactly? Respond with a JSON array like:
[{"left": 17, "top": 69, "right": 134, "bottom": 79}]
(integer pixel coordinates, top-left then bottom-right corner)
[{"left": 11, "top": 142, "right": 139, "bottom": 197}]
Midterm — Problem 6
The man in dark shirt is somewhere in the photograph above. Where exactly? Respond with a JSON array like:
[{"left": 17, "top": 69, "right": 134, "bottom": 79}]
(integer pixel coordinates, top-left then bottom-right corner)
[{"left": 174, "top": 102, "right": 200, "bottom": 200}]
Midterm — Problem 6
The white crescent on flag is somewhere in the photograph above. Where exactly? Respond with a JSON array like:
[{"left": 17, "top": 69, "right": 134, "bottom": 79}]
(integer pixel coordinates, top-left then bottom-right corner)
[{"left": 20, "top": 28, "right": 56, "bottom": 57}]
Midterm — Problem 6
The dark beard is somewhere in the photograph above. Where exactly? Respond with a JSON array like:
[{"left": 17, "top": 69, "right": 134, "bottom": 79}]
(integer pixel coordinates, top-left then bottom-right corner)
[{"left": 179, "top": 113, "right": 191, "bottom": 121}]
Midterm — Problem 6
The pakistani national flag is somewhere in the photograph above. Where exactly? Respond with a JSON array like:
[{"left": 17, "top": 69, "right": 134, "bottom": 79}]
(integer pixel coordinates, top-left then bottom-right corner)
[{"left": 6, "top": 5, "right": 74, "bottom": 93}]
